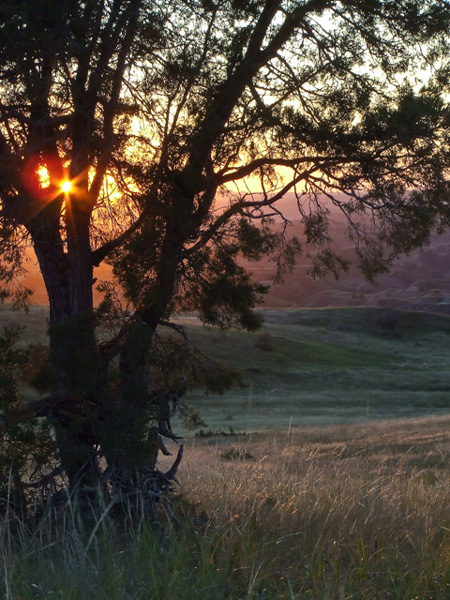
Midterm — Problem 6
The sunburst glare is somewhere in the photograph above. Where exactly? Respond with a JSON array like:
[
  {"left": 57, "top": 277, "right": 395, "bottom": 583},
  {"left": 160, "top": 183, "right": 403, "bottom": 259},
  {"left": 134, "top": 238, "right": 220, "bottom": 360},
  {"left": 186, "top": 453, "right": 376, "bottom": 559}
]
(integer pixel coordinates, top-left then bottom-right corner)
[{"left": 61, "top": 180, "right": 72, "bottom": 194}]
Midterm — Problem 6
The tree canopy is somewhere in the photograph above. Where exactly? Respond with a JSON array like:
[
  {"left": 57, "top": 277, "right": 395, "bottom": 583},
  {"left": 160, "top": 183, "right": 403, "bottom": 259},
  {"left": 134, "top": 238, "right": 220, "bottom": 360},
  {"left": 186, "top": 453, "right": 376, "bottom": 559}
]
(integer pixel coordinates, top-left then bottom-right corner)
[{"left": 0, "top": 0, "right": 450, "bottom": 510}]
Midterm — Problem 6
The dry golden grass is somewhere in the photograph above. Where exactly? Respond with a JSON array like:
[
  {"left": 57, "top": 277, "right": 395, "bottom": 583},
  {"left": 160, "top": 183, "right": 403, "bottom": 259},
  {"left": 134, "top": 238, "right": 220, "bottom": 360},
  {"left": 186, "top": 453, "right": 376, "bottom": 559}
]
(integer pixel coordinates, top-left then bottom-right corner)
[
  {"left": 2, "top": 417, "right": 450, "bottom": 598},
  {"left": 0, "top": 303, "right": 48, "bottom": 346},
  {"left": 173, "top": 416, "right": 450, "bottom": 598}
]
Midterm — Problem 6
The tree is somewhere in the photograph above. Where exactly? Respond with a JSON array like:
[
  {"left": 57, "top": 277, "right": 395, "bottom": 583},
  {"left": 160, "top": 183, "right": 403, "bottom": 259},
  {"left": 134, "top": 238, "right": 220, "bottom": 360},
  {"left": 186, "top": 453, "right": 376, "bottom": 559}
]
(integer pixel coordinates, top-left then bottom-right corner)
[{"left": 0, "top": 0, "right": 449, "bottom": 507}]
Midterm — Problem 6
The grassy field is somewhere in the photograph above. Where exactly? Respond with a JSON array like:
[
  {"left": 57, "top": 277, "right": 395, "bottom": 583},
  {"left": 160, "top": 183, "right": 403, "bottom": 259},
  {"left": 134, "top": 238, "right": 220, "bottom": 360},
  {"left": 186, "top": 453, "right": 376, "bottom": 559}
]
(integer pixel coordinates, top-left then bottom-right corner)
[
  {"left": 2, "top": 304, "right": 450, "bottom": 598},
  {"left": 175, "top": 307, "right": 450, "bottom": 432},
  {"left": 3, "top": 417, "right": 450, "bottom": 599},
  {"left": 177, "top": 417, "right": 450, "bottom": 599},
  {"left": 0, "top": 304, "right": 48, "bottom": 345},
  {"left": 4, "top": 303, "right": 450, "bottom": 429}
]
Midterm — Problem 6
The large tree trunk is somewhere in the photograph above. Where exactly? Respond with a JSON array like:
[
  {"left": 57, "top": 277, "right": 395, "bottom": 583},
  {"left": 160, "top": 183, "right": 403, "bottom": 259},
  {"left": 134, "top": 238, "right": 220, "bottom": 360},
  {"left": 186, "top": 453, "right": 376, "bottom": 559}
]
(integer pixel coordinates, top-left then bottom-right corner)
[
  {"left": 28, "top": 209, "right": 101, "bottom": 490},
  {"left": 26, "top": 193, "right": 185, "bottom": 499}
]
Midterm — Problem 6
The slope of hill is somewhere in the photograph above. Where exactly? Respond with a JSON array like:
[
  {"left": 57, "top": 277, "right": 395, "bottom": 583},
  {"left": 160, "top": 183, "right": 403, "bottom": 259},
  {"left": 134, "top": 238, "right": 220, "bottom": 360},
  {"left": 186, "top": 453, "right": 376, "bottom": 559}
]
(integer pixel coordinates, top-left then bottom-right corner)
[
  {"left": 5, "top": 303, "right": 450, "bottom": 431},
  {"left": 243, "top": 193, "right": 450, "bottom": 313},
  {"left": 248, "top": 229, "right": 450, "bottom": 313},
  {"left": 175, "top": 307, "right": 450, "bottom": 432},
  {"left": 19, "top": 193, "right": 450, "bottom": 312}
]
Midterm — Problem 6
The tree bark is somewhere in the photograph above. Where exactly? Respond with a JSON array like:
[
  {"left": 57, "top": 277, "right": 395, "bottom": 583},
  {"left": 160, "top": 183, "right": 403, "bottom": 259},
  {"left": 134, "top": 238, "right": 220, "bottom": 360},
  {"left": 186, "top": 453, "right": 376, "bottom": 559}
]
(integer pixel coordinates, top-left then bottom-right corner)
[{"left": 27, "top": 203, "right": 100, "bottom": 489}]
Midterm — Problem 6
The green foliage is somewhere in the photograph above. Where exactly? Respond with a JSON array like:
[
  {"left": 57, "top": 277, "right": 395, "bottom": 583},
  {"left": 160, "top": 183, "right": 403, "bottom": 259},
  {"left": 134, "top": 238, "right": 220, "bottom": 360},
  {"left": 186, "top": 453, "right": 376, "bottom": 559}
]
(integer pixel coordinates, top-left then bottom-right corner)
[
  {"left": 181, "top": 245, "right": 268, "bottom": 330},
  {"left": 0, "top": 328, "right": 54, "bottom": 510},
  {"left": 221, "top": 446, "right": 254, "bottom": 461},
  {"left": 254, "top": 332, "right": 273, "bottom": 351},
  {"left": 150, "top": 330, "right": 244, "bottom": 394},
  {"left": 21, "top": 342, "right": 51, "bottom": 393},
  {"left": 198, "top": 270, "right": 266, "bottom": 331},
  {"left": 236, "top": 218, "right": 281, "bottom": 261},
  {"left": 179, "top": 404, "right": 208, "bottom": 431}
]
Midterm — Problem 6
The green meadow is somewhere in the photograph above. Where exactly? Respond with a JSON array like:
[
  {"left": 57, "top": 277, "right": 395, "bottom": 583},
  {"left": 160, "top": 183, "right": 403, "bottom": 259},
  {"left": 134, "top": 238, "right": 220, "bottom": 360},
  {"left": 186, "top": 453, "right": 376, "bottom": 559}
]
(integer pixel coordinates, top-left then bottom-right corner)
[
  {"left": 6, "top": 303, "right": 450, "bottom": 429},
  {"left": 176, "top": 307, "right": 450, "bottom": 432}
]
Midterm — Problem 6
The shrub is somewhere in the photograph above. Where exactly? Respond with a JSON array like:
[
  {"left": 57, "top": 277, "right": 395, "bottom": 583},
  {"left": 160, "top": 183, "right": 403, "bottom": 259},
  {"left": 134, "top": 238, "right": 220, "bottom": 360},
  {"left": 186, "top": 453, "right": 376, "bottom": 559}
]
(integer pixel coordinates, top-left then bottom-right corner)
[
  {"left": 254, "top": 332, "right": 273, "bottom": 351},
  {"left": 221, "top": 446, "right": 254, "bottom": 461},
  {"left": 0, "top": 327, "right": 55, "bottom": 515}
]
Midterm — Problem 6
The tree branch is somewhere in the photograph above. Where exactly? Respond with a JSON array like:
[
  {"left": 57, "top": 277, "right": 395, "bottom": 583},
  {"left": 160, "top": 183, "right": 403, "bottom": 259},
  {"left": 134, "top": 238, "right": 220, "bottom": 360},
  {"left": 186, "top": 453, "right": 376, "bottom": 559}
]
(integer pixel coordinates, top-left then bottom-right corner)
[
  {"left": 184, "top": 166, "right": 320, "bottom": 257},
  {"left": 217, "top": 156, "right": 345, "bottom": 184},
  {"left": 91, "top": 209, "right": 145, "bottom": 266},
  {"left": 89, "top": 0, "right": 142, "bottom": 205},
  {"left": 186, "top": 0, "right": 331, "bottom": 173}
]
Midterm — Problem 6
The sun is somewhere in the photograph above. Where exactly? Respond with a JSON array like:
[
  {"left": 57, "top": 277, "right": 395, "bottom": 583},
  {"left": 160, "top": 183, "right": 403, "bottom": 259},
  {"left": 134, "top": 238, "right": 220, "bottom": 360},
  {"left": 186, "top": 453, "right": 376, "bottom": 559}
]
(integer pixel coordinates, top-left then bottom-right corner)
[{"left": 61, "top": 180, "right": 72, "bottom": 194}]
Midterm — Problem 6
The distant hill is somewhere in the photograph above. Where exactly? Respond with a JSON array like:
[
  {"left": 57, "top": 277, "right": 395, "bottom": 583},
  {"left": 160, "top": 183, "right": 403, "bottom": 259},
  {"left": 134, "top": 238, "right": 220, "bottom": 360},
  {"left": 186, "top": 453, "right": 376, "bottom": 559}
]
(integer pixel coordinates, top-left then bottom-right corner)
[
  {"left": 241, "top": 193, "right": 450, "bottom": 314},
  {"left": 20, "top": 192, "right": 450, "bottom": 314},
  {"left": 245, "top": 223, "right": 450, "bottom": 314}
]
